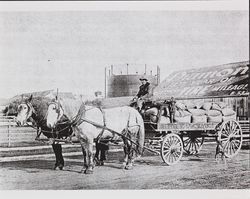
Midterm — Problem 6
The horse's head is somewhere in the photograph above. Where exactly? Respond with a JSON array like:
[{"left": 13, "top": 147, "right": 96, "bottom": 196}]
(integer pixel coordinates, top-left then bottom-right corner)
[
  {"left": 46, "top": 99, "right": 64, "bottom": 129},
  {"left": 16, "top": 95, "right": 35, "bottom": 126}
]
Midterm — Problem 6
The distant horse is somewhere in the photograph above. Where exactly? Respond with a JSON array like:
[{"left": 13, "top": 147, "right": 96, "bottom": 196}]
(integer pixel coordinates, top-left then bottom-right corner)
[
  {"left": 15, "top": 95, "right": 73, "bottom": 170},
  {"left": 46, "top": 98, "right": 145, "bottom": 174}
]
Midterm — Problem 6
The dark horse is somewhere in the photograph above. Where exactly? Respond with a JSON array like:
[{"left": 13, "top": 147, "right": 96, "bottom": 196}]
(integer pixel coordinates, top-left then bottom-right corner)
[{"left": 15, "top": 95, "right": 72, "bottom": 170}]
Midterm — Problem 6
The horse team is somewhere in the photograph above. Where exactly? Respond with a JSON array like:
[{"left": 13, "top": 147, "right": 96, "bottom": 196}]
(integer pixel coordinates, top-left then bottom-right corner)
[{"left": 15, "top": 95, "right": 145, "bottom": 174}]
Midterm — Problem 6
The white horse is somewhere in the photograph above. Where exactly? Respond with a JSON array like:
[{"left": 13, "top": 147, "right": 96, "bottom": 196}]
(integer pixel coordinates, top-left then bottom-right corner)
[{"left": 46, "top": 98, "right": 145, "bottom": 174}]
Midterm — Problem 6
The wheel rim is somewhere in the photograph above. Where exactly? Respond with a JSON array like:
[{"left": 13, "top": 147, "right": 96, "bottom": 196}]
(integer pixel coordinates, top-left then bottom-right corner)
[
  {"left": 161, "top": 133, "right": 183, "bottom": 165},
  {"left": 182, "top": 136, "right": 204, "bottom": 155},
  {"left": 218, "top": 120, "right": 243, "bottom": 158}
]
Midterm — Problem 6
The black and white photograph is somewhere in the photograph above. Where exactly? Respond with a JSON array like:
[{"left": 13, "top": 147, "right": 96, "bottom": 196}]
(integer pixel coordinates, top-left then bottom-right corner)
[{"left": 0, "top": 0, "right": 249, "bottom": 194}]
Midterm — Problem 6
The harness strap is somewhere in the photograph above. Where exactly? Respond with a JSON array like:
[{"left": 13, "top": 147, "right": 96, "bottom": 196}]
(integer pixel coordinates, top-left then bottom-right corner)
[{"left": 96, "top": 107, "right": 106, "bottom": 143}]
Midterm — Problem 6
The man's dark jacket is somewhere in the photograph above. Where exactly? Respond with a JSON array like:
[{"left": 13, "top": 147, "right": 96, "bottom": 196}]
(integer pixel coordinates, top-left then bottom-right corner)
[{"left": 137, "top": 82, "right": 150, "bottom": 98}]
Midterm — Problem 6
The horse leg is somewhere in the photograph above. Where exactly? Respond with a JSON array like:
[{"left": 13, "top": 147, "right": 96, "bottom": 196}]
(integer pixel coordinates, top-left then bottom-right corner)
[
  {"left": 100, "top": 148, "right": 106, "bottom": 166},
  {"left": 84, "top": 142, "right": 94, "bottom": 174},
  {"left": 52, "top": 144, "right": 63, "bottom": 170},
  {"left": 125, "top": 143, "right": 134, "bottom": 170},
  {"left": 57, "top": 144, "right": 64, "bottom": 170},
  {"left": 79, "top": 140, "right": 88, "bottom": 173},
  {"left": 123, "top": 140, "right": 130, "bottom": 169},
  {"left": 94, "top": 142, "right": 101, "bottom": 166},
  {"left": 97, "top": 142, "right": 109, "bottom": 166}
]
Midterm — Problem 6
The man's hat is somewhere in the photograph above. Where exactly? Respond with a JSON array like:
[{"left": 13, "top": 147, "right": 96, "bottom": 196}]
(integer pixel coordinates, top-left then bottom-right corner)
[{"left": 139, "top": 78, "right": 148, "bottom": 81}]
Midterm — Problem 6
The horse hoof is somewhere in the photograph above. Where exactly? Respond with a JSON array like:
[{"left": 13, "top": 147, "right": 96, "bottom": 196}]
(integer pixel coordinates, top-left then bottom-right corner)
[
  {"left": 125, "top": 165, "right": 133, "bottom": 170},
  {"left": 94, "top": 158, "right": 100, "bottom": 166},
  {"left": 99, "top": 161, "right": 104, "bottom": 166},
  {"left": 59, "top": 165, "right": 64, "bottom": 170},
  {"left": 84, "top": 169, "right": 94, "bottom": 174}
]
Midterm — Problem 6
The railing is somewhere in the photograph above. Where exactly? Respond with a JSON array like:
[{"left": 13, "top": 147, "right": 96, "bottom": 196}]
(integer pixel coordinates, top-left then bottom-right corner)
[
  {"left": 0, "top": 115, "right": 17, "bottom": 147},
  {"left": 239, "top": 120, "right": 250, "bottom": 140}
]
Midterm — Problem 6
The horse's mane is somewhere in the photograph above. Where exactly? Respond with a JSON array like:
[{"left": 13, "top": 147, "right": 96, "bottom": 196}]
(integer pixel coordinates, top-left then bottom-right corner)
[
  {"left": 60, "top": 98, "right": 84, "bottom": 120},
  {"left": 29, "top": 97, "right": 51, "bottom": 121}
]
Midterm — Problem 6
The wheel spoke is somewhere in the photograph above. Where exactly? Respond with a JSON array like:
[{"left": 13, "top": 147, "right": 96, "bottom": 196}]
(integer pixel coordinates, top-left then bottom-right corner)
[
  {"left": 184, "top": 139, "right": 191, "bottom": 148},
  {"left": 163, "top": 148, "right": 170, "bottom": 156},
  {"left": 232, "top": 129, "right": 240, "bottom": 137},
  {"left": 226, "top": 122, "right": 231, "bottom": 134},
  {"left": 187, "top": 140, "right": 192, "bottom": 152},
  {"left": 172, "top": 137, "right": 178, "bottom": 146},
  {"left": 231, "top": 139, "right": 240, "bottom": 148},
  {"left": 231, "top": 121, "right": 237, "bottom": 133},
  {"left": 195, "top": 138, "right": 201, "bottom": 144},
  {"left": 164, "top": 150, "right": 171, "bottom": 159},
  {"left": 231, "top": 142, "right": 236, "bottom": 154},
  {"left": 223, "top": 140, "right": 230, "bottom": 152},
  {"left": 222, "top": 129, "right": 229, "bottom": 137},
  {"left": 229, "top": 142, "right": 233, "bottom": 155},
  {"left": 164, "top": 140, "right": 171, "bottom": 148},
  {"left": 193, "top": 141, "right": 198, "bottom": 152},
  {"left": 220, "top": 137, "right": 229, "bottom": 142}
]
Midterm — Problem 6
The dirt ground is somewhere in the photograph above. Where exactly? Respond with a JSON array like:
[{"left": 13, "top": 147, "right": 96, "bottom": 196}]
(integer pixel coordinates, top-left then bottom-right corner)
[{"left": 0, "top": 143, "right": 249, "bottom": 190}]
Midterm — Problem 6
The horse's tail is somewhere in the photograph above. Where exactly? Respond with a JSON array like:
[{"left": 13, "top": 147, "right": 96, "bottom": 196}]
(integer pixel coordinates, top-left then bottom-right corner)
[{"left": 135, "top": 111, "right": 145, "bottom": 156}]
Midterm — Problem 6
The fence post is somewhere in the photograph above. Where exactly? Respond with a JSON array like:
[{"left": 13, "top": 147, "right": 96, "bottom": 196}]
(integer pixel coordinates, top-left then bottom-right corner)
[{"left": 8, "top": 119, "right": 11, "bottom": 147}]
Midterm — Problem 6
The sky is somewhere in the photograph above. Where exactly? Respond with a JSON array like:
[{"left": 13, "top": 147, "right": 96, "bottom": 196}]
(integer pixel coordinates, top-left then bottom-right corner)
[{"left": 0, "top": 9, "right": 248, "bottom": 98}]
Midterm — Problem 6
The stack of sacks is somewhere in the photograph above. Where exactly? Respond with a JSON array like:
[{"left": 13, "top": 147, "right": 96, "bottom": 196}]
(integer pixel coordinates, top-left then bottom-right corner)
[
  {"left": 221, "top": 108, "right": 236, "bottom": 121},
  {"left": 185, "top": 101, "right": 197, "bottom": 109},
  {"left": 206, "top": 109, "right": 222, "bottom": 123},
  {"left": 185, "top": 100, "right": 203, "bottom": 109},
  {"left": 210, "top": 102, "right": 236, "bottom": 121},
  {"left": 174, "top": 109, "right": 192, "bottom": 123},
  {"left": 201, "top": 102, "right": 212, "bottom": 111},
  {"left": 188, "top": 108, "right": 207, "bottom": 123},
  {"left": 211, "top": 103, "right": 222, "bottom": 111}
]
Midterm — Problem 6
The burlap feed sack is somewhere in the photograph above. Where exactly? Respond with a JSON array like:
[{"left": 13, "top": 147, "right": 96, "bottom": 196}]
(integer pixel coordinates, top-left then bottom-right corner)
[
  {"left": 194, "top": 101, "right": 204, "bottom": 109},
  {"left": 145, "top": 107, "right": 158, "bottom": 117},
  {"left": 175, "top": 115, "right": 191, "bottom": 123},
  {"left": 160, "top": 116, "right": 171, "bottom": 124},
  {"left": 207, "top": 115, "right": 223, "bottom": 123},
  {"left": 211, "top": 103, "right": 222, "bottom": 111},
  {"left": 185, "top": 101, "right": 197, "bottom": 109},
  {"left": 221, "top": 108, "right": 236, "bottom": 116},
  {"left": 206, "top": 109, "right": 222, "bottom": 117},
  {"left": 201, "top": 102, "right": 212, "bottom": 110},
  {"left": 175, "top": 110, "right": 192, "bottom": 117},
  {"left": 188, "top": 108, "right": 206, "bottom": 116},
  {"left": 222, "top": 114, "right": 236, "bottom": 121},
  {"left": 217, "top": 102, "right": 228, "bottom": 109},
  {"left": 175, "top": 101, "right": 186, "bottom": 110},
  {"left": 191, "top": 115, "right": 207, "bottom": 123}
]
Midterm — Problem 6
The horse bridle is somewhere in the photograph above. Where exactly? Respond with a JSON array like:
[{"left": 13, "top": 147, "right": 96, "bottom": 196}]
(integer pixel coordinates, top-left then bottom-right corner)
[
  {"left": 18, "top": 101, "right": 36, "bottom": 122},
  {"left": 48, "top": 101, "right": 64, "bottom": 121}
]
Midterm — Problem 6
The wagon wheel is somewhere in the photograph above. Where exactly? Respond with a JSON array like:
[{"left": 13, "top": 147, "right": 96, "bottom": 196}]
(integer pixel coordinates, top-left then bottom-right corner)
[
  {"left": 218, "top": 120, "right": 243, "bottom": 158},
  {"left": 182, "top": 135, "right": 204, "bottom": 155},
  {"left": 161, "top": 133, "right": 183, "bottom": 165}
]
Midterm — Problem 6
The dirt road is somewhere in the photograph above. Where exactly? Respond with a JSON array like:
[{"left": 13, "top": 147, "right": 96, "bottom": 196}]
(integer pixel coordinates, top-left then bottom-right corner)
[{"left": 0, "top": 143, "right": 249, "bottom": 190}]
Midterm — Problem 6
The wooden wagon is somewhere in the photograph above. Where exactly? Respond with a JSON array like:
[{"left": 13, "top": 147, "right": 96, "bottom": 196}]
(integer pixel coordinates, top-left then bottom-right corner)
[{"left": 142, "top": 102, "right": 243, "bottom": 165}]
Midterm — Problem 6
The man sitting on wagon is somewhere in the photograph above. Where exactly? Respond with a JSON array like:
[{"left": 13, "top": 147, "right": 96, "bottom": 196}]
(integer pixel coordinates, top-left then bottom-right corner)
[{"left": 130, "top": 77, "right": 153, "bottom": 112}]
